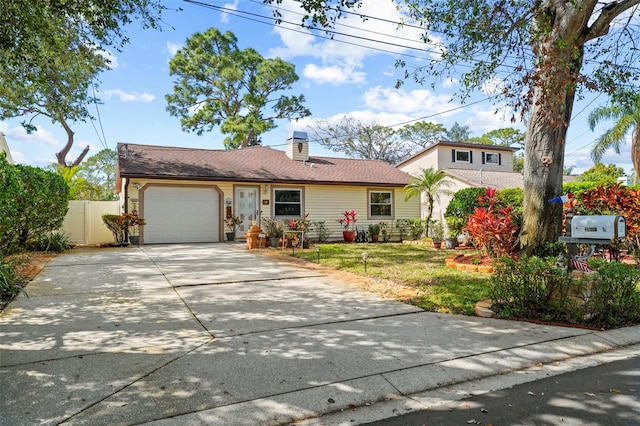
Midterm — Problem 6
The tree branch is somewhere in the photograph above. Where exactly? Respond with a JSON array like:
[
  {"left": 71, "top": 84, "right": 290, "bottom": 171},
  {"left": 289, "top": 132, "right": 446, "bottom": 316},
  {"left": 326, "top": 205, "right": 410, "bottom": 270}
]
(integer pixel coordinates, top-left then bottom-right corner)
[{"left": 585, "top": 0, "right": 640, "bottom": 41}]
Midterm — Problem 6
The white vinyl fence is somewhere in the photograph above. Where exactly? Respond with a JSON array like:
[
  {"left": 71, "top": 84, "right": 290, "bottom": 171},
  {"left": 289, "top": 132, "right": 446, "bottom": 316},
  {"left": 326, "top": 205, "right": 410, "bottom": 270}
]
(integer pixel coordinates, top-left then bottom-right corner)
[{"left": 61, "top": 200, "right": 121, "bottom": 245}]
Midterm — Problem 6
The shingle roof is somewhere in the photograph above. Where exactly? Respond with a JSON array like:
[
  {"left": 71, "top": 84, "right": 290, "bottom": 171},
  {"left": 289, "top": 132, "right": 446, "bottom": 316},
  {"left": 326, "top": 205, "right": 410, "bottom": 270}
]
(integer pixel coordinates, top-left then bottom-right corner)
[
  {"left": 445, "top": 168, "right": 524, "bottom": 189},
  {"left": 117, "top": 143, "right": 412, "bottom": 187}
]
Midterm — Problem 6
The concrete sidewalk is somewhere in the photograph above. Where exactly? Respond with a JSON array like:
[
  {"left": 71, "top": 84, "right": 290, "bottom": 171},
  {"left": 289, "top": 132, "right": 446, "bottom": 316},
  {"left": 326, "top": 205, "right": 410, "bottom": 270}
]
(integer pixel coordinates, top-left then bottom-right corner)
[{"left": 1, "top": 243, "right": 638, "bottom": 425}]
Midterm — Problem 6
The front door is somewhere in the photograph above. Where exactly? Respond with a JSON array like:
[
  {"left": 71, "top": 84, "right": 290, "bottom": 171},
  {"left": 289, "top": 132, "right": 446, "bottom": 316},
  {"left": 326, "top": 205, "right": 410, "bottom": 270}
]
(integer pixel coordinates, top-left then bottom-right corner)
[{"left": 234, "top": 186, "right": 259, "bottom": 237}]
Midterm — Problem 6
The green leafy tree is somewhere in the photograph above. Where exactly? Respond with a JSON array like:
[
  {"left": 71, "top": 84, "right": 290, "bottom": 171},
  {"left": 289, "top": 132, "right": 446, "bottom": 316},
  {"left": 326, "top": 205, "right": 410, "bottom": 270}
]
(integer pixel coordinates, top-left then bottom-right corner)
[
  {"left": 397, "top": 121, "right": 447, "bottom": 152},
  {"left": 273, "top": 0, "right": 640, "bottom": 252},
  {"left": 77, "top": 149, "right": 118, "bottom": 200},
  {"left": 310, "top": 116, "right": 408, "bottom": 163},
  {"left": 446, "top": 122, "right": 471, "bottom": 142},
  {"left": 1, "top": 1, "right": 167, "bottom": 167},
  {"left": 1, "top": 1, "right": 167, "bottom": 69},
  {"left": 0, "top": 25, "right": 108, "bottom": 166},
  {"left": 578, "top": 163, "right": 626, "bottom": 184},
  {"left": 404, "top": 167, "right": 454, "bottom": 236},
  {"left": 166, "top": 28, "right": 311, "bottom": 150},
  {"left": 587, "top": 95, "right": 640, "bottom": 181}
]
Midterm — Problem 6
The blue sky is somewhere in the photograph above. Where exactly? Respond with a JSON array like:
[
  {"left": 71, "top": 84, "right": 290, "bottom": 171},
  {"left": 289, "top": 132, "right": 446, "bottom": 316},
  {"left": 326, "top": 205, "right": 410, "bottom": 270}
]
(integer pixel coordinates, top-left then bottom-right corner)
[{"left": 1, "top": 0, "right": 635, "bottom": 176}]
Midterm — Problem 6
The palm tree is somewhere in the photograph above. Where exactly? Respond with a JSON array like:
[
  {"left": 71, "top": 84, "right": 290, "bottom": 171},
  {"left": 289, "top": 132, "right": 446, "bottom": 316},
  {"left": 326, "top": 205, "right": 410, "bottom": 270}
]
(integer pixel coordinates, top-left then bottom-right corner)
[
  {"left": 404, "top": 167, "right": 454, "bottom": 236},
  {"left": 587, "top": 97, "right": 640, "bottom": 181}
]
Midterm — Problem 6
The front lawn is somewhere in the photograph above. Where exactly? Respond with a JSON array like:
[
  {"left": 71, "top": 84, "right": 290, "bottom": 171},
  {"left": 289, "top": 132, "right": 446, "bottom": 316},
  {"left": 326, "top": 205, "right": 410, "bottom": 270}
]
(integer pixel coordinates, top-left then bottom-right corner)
[{"left": 269, "top": 242, "right": 491, "bottom": 315}]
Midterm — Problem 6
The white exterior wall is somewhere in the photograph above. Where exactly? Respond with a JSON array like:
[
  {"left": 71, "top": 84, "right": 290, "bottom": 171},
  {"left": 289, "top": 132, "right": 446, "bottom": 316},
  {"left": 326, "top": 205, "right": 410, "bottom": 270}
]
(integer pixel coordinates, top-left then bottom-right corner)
[{"left": 438, "top": 146, "right": 514, "bottom": 171}]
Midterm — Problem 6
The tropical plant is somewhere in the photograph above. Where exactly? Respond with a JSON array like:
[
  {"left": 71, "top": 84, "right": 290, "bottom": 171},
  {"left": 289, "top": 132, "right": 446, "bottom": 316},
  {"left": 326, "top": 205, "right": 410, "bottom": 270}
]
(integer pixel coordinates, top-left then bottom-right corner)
[
  {"left": 310, "top": 220, "right": 330, "bottom": 242},
  {"left": 404, "top": 167, "right": 453, "bottom": 237},
  {"left": 166, "top": 28, "right": 311, "bottom": 150},
  {"left": 588, "top": 95, "right": 640, "bottom": 181},
  {"left": 224, "top": 215, "right": 243, "bottom": 232},
  {"left": 338, "top": 210, "right": 357, "bottom": 231},
  {"left": 465, "top": 188, "right": 520, "bottom": 258},
  {"left": 261, "top": 217, "right": 284, "bottom": 238},
  {"left": 102, "top": 213, "right": 146, "bottom": 244},
  {"left": 429, "top": 220, "right": 444, "bottom": 242},
  {"left": 368, "top": 223, "right": 380, "bottom": 236}
]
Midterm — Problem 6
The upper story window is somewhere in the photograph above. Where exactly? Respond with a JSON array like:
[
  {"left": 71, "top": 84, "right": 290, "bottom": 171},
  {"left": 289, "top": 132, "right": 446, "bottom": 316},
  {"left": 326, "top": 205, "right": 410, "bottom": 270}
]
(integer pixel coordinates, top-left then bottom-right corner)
[
  {"left": 452, "top": 149, "right": 472, "bottom": 163},
  {"left": 482, "top": 152, "right": 501, "bottom": 165},
  {"left": 369, "top": 190, "right": 393, "bottom": 218},
  {"left": 274, "top": 188, "right": 302, "bottom": 216}
]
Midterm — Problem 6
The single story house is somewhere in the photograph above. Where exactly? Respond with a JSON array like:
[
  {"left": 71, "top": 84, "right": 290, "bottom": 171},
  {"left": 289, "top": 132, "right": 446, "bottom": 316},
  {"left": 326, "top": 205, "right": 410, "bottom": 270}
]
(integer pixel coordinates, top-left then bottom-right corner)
[
  {"left": 116, "top": 132, "right": 420, "bottom": 244},
  {"left": 397, "top": 140, "right": 522, "bottom": 221}
]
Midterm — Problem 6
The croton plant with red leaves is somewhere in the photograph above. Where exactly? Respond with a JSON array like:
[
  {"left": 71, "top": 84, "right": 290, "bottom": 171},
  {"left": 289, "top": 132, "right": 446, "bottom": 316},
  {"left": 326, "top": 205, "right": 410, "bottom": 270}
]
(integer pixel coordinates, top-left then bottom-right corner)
[
  {"left": 464, "top": 187, "right": 520, "bottom": 258},
  {"left": 576, "top": 184, "right": 640, "bottom": 256}
]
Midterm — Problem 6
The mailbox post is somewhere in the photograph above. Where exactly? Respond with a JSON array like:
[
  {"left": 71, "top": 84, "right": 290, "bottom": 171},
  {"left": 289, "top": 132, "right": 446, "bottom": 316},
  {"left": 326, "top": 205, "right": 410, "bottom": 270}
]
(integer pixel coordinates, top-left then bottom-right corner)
[{"left": 558, "top": 208, "right": 626, "bottom": 270}]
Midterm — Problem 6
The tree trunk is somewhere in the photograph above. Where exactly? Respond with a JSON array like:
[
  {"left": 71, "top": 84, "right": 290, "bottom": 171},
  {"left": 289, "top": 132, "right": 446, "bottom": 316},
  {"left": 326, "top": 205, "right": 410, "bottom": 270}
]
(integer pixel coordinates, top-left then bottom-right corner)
[
  {"left": 55, "top": 117, "right": 89, "bottom": 167},
  {"left": 521, "top": 6, "right": 585, "bottom": 252}
]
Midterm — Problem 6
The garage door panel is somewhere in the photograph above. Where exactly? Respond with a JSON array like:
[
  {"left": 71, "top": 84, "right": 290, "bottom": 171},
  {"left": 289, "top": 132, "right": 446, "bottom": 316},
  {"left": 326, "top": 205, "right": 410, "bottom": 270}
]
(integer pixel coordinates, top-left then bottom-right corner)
[{"left": 144, "top": 186, "right": 219, "bottom": 244}]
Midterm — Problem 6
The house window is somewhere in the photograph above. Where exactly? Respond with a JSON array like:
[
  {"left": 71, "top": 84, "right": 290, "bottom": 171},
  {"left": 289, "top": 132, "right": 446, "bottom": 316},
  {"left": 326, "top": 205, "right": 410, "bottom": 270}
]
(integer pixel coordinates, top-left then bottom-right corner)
[
  {"left": 274, "top": 188, "right": 302, "bottom": 216},
  {"left": 482, "top": 152, "right": 501, "bottom": 165},
  {"left": 369, "top": 190, "right": 393, "bottom": 218},
  {"left": 452, "top": 149, "right": 472, "bottom": 163}
]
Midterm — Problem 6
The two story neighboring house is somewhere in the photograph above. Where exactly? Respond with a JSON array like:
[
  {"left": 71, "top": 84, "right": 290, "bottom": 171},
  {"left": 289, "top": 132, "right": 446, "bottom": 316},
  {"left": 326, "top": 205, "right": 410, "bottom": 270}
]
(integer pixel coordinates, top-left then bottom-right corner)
[{"left": 397, "top": 140, "right": 522, "bottom": 222}]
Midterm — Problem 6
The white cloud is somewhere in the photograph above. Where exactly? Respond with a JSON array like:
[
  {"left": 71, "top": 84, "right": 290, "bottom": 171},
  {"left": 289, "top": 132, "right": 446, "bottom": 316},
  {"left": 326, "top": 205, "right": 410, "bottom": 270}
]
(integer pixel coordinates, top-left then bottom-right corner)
[
  {"left": 362, "top": 86, "right": 453, "bottom": 116},
  {"left": 103, "top": 89, "right": 155, "bottom": 103},
  {"left": 0, "top": 122, "right": 59, "bottom": 147},
  {"left": 269, "top": 0, "right": 433, "bottom": 84},
  {"left": 442, "top": 77, "right": 458, "bottom": 89},
  {"left": 302, "top": 64, "right": 366, "bottom": 84},
  {"left": 220, "top": 0, "right": 239, "bottom": 24},
  {"left": 464, "top": 104, "right": 522, "bottom": 135},
  {"left": 166, "top": 42, "right": 182, "bottom": 57}
]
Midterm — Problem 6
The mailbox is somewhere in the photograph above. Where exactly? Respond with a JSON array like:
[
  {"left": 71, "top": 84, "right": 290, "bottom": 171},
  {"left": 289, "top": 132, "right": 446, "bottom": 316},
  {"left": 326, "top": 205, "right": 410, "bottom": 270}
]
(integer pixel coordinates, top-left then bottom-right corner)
[{"left": 570, "top": 215, "right": 626, "bottom": 239}]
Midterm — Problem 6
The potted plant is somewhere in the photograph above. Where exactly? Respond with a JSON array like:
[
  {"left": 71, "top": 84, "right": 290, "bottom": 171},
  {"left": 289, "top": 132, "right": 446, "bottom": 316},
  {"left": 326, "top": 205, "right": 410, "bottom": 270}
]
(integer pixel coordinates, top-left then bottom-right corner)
[
  {"left": 445, "top": 216, "right": 464, "bottom": 249},
  {"left": 368, "top": 223, "right": 381, "bottom": 243},
  {"left": 224, "top": 215, "right": 243, "bottom": 242},
  {"left": 430, "top": 220, "right": 444, "bottom": 249},
  {"left": 261, "top": 217, "right": 284, "bottom": 247},
  {"left": 338, "top": 210, "right": 357, "bottom": 242},
  {"left": 101, "top": 213, "right": 146, "bottom": 246}
]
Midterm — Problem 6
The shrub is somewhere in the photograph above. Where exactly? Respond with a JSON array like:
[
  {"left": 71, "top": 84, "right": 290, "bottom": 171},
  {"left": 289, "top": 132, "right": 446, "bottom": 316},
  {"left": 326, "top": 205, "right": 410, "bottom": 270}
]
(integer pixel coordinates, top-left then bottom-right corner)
[
  {"left": 445, "top": 187, "right": 486, "bottom": 219},
  {"left": 408, "top": 219, "right": 424, "bottom": 240},
  {"left": 102, "top": 213, "right": 145, "bottom": 244},
  {"left": 465, "top": 188, "right": 519, "bottom": 258},
  {"left": 27, "top": 231, "right": 73, "bottom": 252},
  {"left": 0, "top": 255, "right": 22, "bottom": 302},
  {"left": 584, "top": 260, "right": 640, "bottom": 328},
  {"left": 395, "top": 219, "right": 411, "bottom": 242},
  {"left": 0, "top": 161, "right": 69, "bottom": 252},
  {"left": 491, "top": 256, "right": 573, "bottom": 320},
  {"left": 310, "top": 220, "right": 329, "bottom": 242}
]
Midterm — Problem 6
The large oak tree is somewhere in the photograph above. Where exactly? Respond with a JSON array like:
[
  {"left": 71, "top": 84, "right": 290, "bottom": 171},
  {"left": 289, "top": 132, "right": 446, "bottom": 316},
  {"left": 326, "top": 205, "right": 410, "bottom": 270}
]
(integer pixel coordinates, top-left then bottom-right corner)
[
  {"left": 0, "top": 0, "right": 167, "bottom": 166},
  {"left": 166, "top": 29, "right": 311, "bottom": 149},
  {"left": 266, "top": 0, "right": 640, "bottom": 251}
]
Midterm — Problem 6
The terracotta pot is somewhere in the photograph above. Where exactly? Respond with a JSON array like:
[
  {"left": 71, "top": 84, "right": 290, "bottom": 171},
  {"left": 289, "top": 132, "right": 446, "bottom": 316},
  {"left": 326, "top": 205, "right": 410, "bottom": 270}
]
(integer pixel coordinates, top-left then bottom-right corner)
[
  {"left": 371, "top": 234, "right": 379, "bottom": 243},
  {"left": 433, "top": 241, "right": 442, "bottom": 249},
  {"left": 343, "top": 230, "right": 356, "bottom": 242}
]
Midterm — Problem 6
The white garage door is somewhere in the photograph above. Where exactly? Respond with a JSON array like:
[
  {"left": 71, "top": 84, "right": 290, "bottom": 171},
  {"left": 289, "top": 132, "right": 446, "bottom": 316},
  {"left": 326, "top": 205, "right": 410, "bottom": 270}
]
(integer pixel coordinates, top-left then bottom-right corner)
[{"left": 143, "top": 186, "right": 220, "bottom": 244}]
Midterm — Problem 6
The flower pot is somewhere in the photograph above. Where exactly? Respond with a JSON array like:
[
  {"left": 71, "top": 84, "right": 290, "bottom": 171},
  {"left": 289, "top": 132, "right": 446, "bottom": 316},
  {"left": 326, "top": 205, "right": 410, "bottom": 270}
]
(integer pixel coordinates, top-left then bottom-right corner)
[
  {"left": 343, "top": 230, "right": 356, "bottom": 243},
  {"left": 129, "top": 236, "right": 140, "bottom": 246},
  {"left": 269, "top": 237, "right": 280, "bottom": 248},
  {"left": 226, "top": 232, "right": 236, "bottom": 242},
  {"left": 371, "top": 234, "right": 379, "bottom": 243},
  {"left": 433, "top": 241, "right": 442, "bottom": 249},
  {"left": 445, "top": 238, "right": 457, "bottom": 249}
]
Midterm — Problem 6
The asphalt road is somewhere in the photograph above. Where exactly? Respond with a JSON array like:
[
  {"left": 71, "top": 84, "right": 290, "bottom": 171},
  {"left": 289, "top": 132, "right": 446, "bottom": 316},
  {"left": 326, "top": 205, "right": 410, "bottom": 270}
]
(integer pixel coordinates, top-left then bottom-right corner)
[{"left": 365, "top": 356, "right": 640, "bottom": 426}]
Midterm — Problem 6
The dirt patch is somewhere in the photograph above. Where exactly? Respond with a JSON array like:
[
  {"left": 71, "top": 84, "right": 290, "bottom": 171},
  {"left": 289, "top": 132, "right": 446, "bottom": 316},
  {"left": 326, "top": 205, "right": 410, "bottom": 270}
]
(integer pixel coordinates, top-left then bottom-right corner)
[
  {"left": 1, "top": 252, "right": 59, "bottom": 311},
  {"left": 446, "top": 254, "right": 495, "bottom": 273}
]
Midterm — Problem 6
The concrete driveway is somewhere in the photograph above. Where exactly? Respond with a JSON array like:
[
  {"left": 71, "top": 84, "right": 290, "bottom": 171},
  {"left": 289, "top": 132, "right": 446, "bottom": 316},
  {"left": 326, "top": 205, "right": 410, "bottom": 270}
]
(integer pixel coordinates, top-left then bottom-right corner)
[{"left": 1, "top": 243, "right": 639, "bottom": 425}]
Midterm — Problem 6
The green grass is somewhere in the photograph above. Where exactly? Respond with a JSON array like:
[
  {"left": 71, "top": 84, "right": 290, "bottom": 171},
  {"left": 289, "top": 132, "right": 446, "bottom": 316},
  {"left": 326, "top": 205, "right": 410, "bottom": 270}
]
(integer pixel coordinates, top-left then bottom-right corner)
[{"left": 280, "top": 242, "right": 492, "bottom": 315}]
